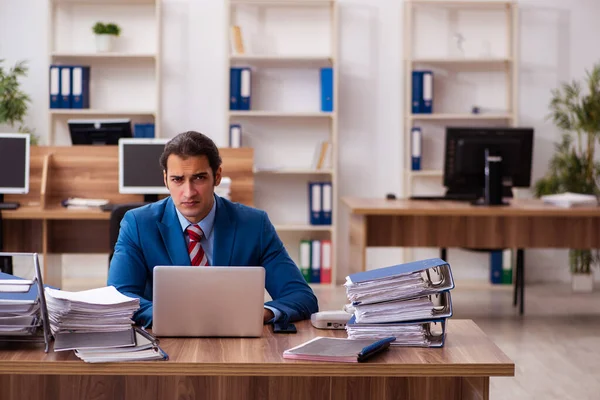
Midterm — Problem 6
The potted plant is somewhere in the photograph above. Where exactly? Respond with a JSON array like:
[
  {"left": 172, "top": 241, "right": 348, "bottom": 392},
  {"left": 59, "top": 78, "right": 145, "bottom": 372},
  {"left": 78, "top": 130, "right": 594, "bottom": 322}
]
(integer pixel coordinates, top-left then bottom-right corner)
[
  {"left": 534, "top": 63, "right": 600, "bottom": 292},
  {"left": 0, "top": 59, "right": 37, "bottom": 145},
  {"left": 93, "top": 22, "right": 121, "bottom": 53}
]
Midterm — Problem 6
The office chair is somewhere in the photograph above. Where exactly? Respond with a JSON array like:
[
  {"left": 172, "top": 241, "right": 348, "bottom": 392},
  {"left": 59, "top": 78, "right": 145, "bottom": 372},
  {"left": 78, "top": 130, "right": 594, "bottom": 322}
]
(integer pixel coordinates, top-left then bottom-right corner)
[{"left": 108, "top": 202, "right": 147, "bottom": 268}]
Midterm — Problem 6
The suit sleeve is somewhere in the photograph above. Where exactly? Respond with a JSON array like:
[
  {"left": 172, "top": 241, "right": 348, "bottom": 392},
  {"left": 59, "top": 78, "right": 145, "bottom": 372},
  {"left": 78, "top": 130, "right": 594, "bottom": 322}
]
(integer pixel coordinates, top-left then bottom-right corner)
[
  {"left": 107, "top": 211, "right": 153, "bottom": 327},
  {"left": 261, "top": 212, "right": 319, "bottom": 322}
]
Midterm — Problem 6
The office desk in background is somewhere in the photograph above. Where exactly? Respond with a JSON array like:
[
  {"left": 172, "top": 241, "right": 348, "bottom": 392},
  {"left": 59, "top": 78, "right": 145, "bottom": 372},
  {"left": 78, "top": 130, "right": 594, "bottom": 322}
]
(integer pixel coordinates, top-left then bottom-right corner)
[
  {"left": 342, "top": 197, "right": 600, "bottom": 315},
  {"left": 0, "top": 320, "right": 513, "bottom": 400},
  {"left": 0, "top": 146, "right": 254, "bottom": 288}
]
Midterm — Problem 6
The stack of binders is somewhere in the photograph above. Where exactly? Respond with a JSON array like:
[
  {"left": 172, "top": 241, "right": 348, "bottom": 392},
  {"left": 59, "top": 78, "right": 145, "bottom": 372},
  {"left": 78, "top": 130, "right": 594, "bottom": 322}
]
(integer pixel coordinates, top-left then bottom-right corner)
[{"left": 344, "top": 258, "right": 455, "bottom": 348}]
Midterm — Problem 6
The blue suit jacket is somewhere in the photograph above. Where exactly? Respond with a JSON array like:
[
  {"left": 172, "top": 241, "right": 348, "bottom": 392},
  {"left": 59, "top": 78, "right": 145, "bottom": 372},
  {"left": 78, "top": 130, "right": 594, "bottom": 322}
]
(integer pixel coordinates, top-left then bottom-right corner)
[{"left": 107, "top": 196, "right": 319, "bottom": 327}]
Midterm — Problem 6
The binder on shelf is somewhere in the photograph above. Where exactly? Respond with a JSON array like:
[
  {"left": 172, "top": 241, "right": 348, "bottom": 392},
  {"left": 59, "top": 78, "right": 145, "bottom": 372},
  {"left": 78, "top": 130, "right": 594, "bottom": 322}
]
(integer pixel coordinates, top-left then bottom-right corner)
[
  {"left": 0, "top": 253, "right": 51, "bottom": 353},
  {"left": 321, "top": 182, "right": 332, "bottom": 225},
  {"left": 490, "top": 250, "right": 503, "bottom": 284},
  {"left": 311, "top": 240, "right": 321, "bottom": 283},
  {"left": 320, "top": 67, "right": 333, "bottom": 112},
  {"left": 411, "top": 127, "right": 422, "bottom": 171},
  {"left": 502, "top": 249, "right": 513, "bottom": 285},
  {"left": 230, "top": 25, "right": 245, "bottom": 55},
  {"left": 308, "top": 182, "right": 322, "bottom": 225},
  {"left": 411, "top": 70, "right": 423, "bottom": 114},
  {"left": 229, "top": 67, "right": 241, "bottom": 110},
  {"left": 422, "top": 70, "right": 433, "bottom": 113},
  {"left": 71, "top": 66, "right": 90, "bottom": 109},
  {"left": 229, "top": 124, "right": 242, "bottom": 148},
  {"left": 239, "top": 67, "right": 252, "bottom": 110},
  {"left": 346, "top": 316, "right": 447, "bottom": 348},
  {"left": 320, "top": 239, "right": 332, "bottom": 284},
  {"left": 299, "top": 240, "right": 312, "bottom": 283},
  {"left": 59, "top": 66, "right": 72, "bottom": 109},
  {"left": 134, "top": 123, "right": 155, "bottom": 138},
  {"left": 49, "top": 65, "right": 61, "bottom": 109}
]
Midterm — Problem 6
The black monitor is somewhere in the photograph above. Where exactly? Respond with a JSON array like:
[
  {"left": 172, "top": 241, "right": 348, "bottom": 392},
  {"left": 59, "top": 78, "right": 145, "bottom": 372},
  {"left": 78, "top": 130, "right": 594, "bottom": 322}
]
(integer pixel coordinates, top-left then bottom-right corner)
[
  {"left": 443, "top": 127, "right": 534, "bottom": 205},
  {"left": 68, "top": 119, "right": 132, "bottom": 145},
  {"left": 118, "top": 138, "right": 169, "bottom": 203},
  {"left": 0, "top": 133, "right": 30, "bottom": 208}
]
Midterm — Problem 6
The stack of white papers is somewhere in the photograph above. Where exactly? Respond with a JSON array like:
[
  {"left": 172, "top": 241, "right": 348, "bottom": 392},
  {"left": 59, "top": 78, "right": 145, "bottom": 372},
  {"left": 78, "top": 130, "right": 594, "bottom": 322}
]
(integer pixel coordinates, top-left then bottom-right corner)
[
  {"left": 541, "top": 192, "right": 598, "bottom": 208},
  {"left": 346, "top": 323, "right": 428, "bottom": 346},
  {"left": 352, "top": 295, "right": 435, "bottom": 324},
  {"left": 74, "top": 329, "right": 168, "bottom": 363},
  {"left": 44, "top": 286, "right": 139, "bottom": 335},
  {"left": 0, "top": 276, "right": 41, "bottom": 336}
]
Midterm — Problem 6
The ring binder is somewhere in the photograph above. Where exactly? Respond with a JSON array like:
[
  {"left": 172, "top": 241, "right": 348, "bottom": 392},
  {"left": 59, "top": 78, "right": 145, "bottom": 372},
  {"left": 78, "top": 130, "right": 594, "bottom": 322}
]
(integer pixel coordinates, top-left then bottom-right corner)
[{"left": 0, "top": 252, "right": 52, "bottom": 353}]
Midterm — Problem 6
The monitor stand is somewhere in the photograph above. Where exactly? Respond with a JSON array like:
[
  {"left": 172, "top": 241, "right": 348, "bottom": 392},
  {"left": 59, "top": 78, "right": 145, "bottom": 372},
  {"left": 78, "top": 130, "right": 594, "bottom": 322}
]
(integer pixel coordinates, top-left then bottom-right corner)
[
  {"left": 0, "top": 194, "right": 14, "bottom": 274},
  {"left": 471, "top": 149, "right": 509, "bottom": 207},
  {"left": 144, "top": 194, "right": 159, "bottom": 203}
]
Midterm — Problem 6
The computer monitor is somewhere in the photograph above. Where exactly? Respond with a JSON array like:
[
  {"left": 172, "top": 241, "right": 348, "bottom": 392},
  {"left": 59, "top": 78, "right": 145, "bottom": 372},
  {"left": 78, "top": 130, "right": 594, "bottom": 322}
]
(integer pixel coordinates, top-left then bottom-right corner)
[
  {"left": 119, "top": 138, "right": 169, "bottom": 203},
  {"left": 69, "top": 119, "right": 133, "bottom": 145},
  {"left": 0, "top": 133, "right": 30, "bottom": 207},
  {"left": 443, "top": 127, "right": 534, "bottom": 205}
]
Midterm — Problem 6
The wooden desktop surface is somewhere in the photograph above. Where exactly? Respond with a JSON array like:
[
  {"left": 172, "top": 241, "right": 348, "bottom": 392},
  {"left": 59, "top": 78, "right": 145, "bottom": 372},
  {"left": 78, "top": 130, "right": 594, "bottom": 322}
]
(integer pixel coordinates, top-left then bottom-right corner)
[{"left": 0, "top": 320, "right": 512, "bottom": 400}]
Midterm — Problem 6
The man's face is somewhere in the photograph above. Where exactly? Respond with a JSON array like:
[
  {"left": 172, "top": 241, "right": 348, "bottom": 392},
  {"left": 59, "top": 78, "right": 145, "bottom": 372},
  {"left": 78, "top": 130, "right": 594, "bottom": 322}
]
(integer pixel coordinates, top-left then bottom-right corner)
[{"left": 163, "top": 154, "right": 222, "bottom": 224}]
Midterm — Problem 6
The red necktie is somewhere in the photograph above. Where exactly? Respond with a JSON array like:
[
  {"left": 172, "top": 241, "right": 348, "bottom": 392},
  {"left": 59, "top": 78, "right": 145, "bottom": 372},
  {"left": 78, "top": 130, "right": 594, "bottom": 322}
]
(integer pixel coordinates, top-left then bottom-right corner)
[{"left": 187, "top": 224, "right": 209, "bottom": 266}]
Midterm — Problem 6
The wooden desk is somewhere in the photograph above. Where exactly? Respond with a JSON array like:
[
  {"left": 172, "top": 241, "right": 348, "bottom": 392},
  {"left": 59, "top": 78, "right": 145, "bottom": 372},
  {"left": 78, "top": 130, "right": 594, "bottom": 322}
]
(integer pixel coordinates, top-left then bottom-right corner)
[
  {"left": 343, "top": 197, "right": 600, "bottom": 314},
  {"left": 0, "top": 146, "right": 254, "bottom": 288},
  {"left": 0, "top": 320, "right": 513, "bottom": 400}
]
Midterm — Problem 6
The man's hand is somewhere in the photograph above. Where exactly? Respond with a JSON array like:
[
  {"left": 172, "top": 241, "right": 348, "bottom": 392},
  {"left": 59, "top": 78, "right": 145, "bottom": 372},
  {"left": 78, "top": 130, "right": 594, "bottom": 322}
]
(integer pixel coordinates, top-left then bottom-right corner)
[{"left": 263, "top": 308, "right": 275, "bottom": 323}]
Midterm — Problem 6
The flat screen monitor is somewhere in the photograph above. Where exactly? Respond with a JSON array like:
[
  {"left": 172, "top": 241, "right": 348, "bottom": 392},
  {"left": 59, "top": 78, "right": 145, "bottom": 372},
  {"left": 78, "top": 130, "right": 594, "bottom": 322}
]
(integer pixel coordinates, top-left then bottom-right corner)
[
  {"left": 69, "top": 119, "right": 133, "bottom": 145},
  {"left": 0, "top": 133, "right": 30, "bottom": 196},
  {"left": 443, "top": 127, "right": 534, "bottom": 199},
  {"left": 119, "top": 138, "right": 169, "bottom": 202}
]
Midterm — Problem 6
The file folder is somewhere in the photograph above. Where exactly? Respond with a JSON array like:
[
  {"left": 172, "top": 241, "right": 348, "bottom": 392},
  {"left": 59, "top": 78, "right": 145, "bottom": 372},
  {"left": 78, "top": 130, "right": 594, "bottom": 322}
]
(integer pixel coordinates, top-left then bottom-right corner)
[
  {"left": 49, "top": 65, "right": 61, "bottom": 109},
  {"left": 308, "top": 182, "right": 322, "bottom": 225},
  {"left": 311, "top": 240, "right": 321, "bottom": 283},
  {"left": 71, "top": 66, "right": 90, "bottom": 109},
  {"left": 320, "top": 67, "right": 333, "bottom": 112},
  {"left": 345, "top": 258, "right": 455, "bottom": 305},
  {"left": 321, "top": 182, "right": 332, "bottom": 225},
  {"left": 411, "top": 70, "right": 423, "bottom": 114},
  {"left": 229, "top": 67, "right": 241, "bottom": 110},
  {"left": 320, "top": 239, "right": 332, "bottom": 284},
  {"left": 299, "top": 240, "right": 311, "bottom": 283},
  {"left": 229, "top": 124, "right": 242, "bottom": 148},
  {"left": 346, "top": 316, "right": 447, "bottom": 348},
  {"left": 59, "top": 66, "right": 72, "bottom": 108},
  {"left": 422, "top": 70, "right": 433, "bottom": 113},
  {"left": 411, "top": 127, "right": 422, "bottom": 171},
  {"left": 283, "top": 336, "right": 395, "bottom": 363},
  {"left": 239, "top": 67, "right": 252, "bottom": 110}
]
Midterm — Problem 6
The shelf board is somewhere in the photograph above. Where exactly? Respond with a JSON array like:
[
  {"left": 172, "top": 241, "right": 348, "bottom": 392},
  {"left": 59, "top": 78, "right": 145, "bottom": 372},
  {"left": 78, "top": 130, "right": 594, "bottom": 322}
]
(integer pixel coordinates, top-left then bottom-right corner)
[
  {"left": 51, "top": 52, "right": 156, "bottom": 60},
  {"left": 230, "top": 0, "right": 334, "bottom": 6},
  {"left": 53, "top": 0, "right": 156, "bottom": 4},
  {"left": 230, "top": 54, "right": 333, "bottom": 66},
  {"left": 229, "top": 111, "right": 334, "bottom": 118},
  {"left": 273, "top": 224, "right": 333, "bottom": 232},
  {"left": 411, "top": 58, "right": 511, "bottom": 70},
  {"left": 409, "top": 113, "right": 513, "bottom": 121},
  {"left": 50, "top": 109, "right": 156, "bottom": 117},
  {"left": 408, "top": 169, "right": 443, "bottom": 177},
  {"left": 254, "top": 168, "right": 333, "bottom": 175},
  {"left": 409, "top": 1, "right": 513, "bottom": 8}
]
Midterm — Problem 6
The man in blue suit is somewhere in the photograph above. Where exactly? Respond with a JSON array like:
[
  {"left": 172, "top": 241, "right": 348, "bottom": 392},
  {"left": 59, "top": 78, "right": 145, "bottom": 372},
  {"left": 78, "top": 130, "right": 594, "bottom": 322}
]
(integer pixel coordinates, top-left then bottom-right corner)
[{"left": 108, "top": 131, "right": 319, "bottom": 328}]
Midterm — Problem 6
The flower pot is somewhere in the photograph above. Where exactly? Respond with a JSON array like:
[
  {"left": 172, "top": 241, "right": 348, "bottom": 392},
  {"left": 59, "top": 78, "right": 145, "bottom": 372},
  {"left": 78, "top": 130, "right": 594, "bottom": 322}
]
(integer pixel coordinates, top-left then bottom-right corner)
[
  {"left": 572, "top": 273, "right": 594, "bottom": 293},
  {"left": 95, "top": 34, "right": 115, "bottom": 52}
]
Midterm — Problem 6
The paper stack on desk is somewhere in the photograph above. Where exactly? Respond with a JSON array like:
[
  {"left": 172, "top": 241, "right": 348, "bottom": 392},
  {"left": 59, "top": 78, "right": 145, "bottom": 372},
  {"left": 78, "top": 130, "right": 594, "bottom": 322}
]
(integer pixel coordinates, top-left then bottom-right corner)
[
  {"left": 0, "top": 273, "right": 42, "bottom": 336},
  {"left": 44, "top": 286, "right": 139, "bottom": 335},
  {"left": 344, "top": 258, "right": 454, "bottom": 347}
]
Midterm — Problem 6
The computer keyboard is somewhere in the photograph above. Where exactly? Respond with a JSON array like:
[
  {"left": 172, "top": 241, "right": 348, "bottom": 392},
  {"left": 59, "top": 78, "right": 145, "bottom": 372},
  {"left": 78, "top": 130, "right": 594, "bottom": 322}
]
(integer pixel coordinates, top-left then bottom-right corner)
[
  {"left": 0, "top": 202, "right": 20, "bottom": 210},
  {"left": 410, "top": 194, "right": 478, "bottom": 202}
]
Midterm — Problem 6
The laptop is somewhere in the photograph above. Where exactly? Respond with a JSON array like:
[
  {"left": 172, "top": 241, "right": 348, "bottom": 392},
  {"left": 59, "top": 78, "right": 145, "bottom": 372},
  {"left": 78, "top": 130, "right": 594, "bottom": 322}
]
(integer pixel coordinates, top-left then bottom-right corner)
[{"left": 152, "top": 266, "right": 265, "bottom": 337}]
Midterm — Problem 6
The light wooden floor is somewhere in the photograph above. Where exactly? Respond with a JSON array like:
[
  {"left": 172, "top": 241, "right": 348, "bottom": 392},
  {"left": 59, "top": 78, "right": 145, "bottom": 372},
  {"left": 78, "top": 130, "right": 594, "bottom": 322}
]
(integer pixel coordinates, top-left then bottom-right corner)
[{"left": 63, "top": 275, "right": 600, "bottom": 400}]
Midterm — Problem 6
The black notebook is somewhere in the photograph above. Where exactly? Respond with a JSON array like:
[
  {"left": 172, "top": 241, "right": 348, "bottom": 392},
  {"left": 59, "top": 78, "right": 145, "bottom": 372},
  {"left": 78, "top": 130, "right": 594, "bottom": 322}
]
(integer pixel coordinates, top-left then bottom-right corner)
[{"left": 283, "top": 336, "right": 395, "bottom": 363}]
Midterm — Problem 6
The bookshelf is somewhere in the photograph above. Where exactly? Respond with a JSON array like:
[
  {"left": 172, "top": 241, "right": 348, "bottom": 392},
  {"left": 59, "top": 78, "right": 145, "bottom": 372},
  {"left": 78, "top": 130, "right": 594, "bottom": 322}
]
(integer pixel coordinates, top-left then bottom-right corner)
[
  {"left": 48, "top": 0, "right": 162, "bottom": 145},
  {"left": 403, "top": 0, "right": 519, "bottom": 198},
  {"left": 227, "top": 0, "right": 338, "bottom": 286}
]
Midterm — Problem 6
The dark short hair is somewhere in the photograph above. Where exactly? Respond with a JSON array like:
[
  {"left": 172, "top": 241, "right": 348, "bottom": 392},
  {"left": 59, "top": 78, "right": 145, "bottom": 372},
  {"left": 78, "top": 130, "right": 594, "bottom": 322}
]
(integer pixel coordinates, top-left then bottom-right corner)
[{"left": 159, "top": 131, "right": 222, "bottom": 179}]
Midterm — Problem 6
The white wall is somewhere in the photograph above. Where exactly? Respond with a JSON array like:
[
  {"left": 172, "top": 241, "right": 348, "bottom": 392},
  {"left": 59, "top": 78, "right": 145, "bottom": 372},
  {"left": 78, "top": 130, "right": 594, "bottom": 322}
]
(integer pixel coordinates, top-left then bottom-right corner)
[{"left": 2, "top": 0, "right": 600, "bottom": 283}]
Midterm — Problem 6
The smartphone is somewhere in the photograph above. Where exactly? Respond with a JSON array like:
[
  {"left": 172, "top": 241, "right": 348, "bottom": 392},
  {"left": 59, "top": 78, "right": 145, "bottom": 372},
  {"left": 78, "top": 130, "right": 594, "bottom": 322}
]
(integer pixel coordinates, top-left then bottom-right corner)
[{"left": 273, "top": 322, "right": 297, "bottom": 334}]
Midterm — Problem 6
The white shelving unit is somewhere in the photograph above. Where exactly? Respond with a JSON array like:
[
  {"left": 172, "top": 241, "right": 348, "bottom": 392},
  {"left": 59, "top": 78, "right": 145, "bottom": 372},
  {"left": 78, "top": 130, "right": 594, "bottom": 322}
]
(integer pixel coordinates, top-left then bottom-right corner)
[
  {"left": 227, "top": 0, "right": 339, "bottom": 285},
  {"left": 403, "top": 0, "right": 519, "bottom": 198},
  {"left": 48, "top": 0, "right": 162, "bottom": 145}
]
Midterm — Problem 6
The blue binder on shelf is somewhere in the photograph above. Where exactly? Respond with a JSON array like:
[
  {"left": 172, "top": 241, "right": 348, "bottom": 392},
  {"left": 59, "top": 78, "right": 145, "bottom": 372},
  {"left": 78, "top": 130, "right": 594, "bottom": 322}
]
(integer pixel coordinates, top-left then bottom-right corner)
[
  {"left": 71, "top": 66, "right": 90, "bottom": 109},
  {"left": 490, "top": 250, "right": 503, "bottom": 284},
  {"left": 320, "top": 67, "right": 333, "bottom": 112},
  {"left": 321, "top": 182, "right": 332, "bottom": 225},
  {"left": 49, "top": 65, "right": 61, "bottom": 109},
  {"left": 229, "top": 124, "right": 242, "bottom": 148},
  {"left": 239, "top": 67, "right": 252, "bottom": 110},
  {"left": 346, "top": 316, "right": 447, "bottom": 348},
  {"left": 421, "top": 70, "right": 433, "bottom": 113},
  {"left": 59, "top": 66, "right": 72, "bottom": 109},
  {"left": 411, "top": 70, "right": 423, "bottom": 114},
  {"left": 134, "top": 123, "right": 155, "bottom": 138},
  {"left": 229, "top": 67, "right": 241, "bottom": 110},
  {"left": 308, "top": 182, "right": 322, "bottom": 225},
  {"left": 311, "top": 240, "right": 321, "bottom": 283},
  {"left": 411, "top": 126, "right": 422, "bottom": 171}
]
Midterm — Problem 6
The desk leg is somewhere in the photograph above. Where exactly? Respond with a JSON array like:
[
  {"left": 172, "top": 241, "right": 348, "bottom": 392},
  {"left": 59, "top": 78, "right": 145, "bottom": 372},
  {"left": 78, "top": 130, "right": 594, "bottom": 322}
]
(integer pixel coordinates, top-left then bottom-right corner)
[
  {"left": 440, "top": 248, "right": 447, "bottom": 262},
  {"left": 517, "top": 249, "right": 525, "bottom": 315},
  {"left": 349, "top": 214, "right": 367, "bottom": 273}
]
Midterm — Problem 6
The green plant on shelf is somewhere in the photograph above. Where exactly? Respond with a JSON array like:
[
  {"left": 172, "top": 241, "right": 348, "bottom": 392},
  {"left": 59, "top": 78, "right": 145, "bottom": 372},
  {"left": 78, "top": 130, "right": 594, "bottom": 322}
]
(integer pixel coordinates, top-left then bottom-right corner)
[
  {"left": 92, "top": 22, "right": 121, "bottom": 36},
  {"left": 0, "top": 59, "right": 38, "bottom": 145}
]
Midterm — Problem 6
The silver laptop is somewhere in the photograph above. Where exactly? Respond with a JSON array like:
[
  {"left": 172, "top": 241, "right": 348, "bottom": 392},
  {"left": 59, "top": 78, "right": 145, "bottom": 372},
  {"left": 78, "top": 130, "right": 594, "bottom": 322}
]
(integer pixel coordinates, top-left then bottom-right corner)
[{"left": 152, "top": 266, "right": 265, "bottom": 337}]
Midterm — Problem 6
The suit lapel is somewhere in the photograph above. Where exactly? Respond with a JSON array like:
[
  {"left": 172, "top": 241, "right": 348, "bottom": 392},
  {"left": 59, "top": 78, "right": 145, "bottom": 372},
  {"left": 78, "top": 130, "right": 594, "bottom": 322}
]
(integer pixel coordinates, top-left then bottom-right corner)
[
  {"left": 157, "top": 198, "right": 190, "bottom": 266},
  {"left": 213, "top": 196, "right": 236, "bottom": 266}
]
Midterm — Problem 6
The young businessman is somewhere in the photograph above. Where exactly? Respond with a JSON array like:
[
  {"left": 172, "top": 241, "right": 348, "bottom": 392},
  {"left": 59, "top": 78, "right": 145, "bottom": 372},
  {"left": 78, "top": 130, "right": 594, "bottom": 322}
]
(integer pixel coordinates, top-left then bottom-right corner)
[{"left": 107, "top": 131, "right": 319, "bottom": 328}]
